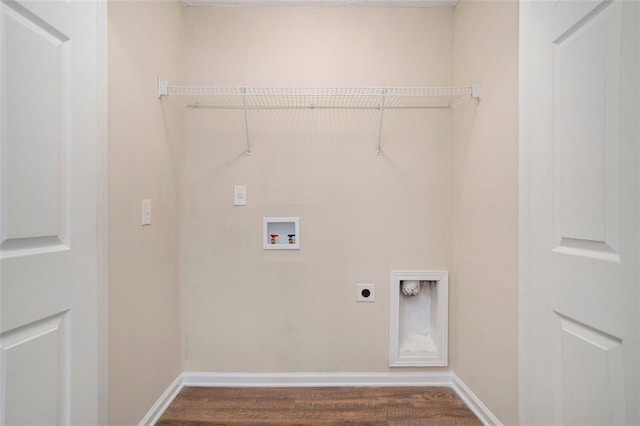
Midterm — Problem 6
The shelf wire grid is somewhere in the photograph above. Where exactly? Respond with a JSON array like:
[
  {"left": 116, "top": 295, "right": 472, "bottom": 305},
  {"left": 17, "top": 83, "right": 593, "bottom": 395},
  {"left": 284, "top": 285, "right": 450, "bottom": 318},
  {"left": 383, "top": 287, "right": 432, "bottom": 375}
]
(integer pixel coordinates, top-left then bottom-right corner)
[{"left": 165, "top": 86, "right": 474, "bottom": 110}]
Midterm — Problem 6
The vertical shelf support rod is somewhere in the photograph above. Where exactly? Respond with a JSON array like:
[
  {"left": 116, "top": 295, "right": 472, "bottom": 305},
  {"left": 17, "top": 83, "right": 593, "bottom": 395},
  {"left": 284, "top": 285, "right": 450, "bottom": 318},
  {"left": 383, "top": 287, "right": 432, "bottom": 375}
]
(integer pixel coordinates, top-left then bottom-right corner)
[
  {"left": 376, "top": 88, "right": 388, "bottom": 155},
  {"left": 242, "top": 87, "right": 251, "bottom": 155}
]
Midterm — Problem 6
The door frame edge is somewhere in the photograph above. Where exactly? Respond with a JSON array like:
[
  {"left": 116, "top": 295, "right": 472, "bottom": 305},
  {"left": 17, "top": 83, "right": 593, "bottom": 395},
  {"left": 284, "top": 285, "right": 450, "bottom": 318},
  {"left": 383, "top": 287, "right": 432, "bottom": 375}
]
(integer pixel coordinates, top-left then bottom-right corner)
[
  {"left": 517, "top": 0, "right": 532, "bottom": 424},
  {"left": 96, "top": 0, "right": 109, "bottom": 424}
]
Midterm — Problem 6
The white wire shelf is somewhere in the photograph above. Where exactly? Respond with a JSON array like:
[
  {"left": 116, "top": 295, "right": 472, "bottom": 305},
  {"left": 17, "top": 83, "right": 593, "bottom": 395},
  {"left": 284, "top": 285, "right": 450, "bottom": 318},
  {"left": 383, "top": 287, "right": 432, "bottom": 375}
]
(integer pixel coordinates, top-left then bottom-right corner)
[
  {"left": 157, "top": 80, "right": 481, "bottom": 154},
  {"left": 158, "top": 83, "right": 480, "bottom": 110}
]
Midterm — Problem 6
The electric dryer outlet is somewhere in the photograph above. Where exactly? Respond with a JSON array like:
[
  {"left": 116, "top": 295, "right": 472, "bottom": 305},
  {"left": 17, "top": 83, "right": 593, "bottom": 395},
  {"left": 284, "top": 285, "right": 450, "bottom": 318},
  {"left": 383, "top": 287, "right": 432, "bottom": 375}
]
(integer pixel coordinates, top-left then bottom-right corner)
[{"left": 356, "top": 283, "right": 376, "bottom": 302}]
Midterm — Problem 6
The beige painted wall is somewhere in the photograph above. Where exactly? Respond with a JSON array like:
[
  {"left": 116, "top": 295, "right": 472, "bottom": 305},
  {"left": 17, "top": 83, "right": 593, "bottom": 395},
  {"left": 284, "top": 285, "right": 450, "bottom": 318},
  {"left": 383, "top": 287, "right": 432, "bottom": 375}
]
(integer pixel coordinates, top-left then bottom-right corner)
[
  {"left": 180, "top": 7, "right": 455, "bottom": 372},
  {"left": 452, "top": 1, "right": 519, "bottom": 423},
  {"left": 106, "top": 3, "right": 519, "bottom": 421},
  {"left": 108, "top": 1, "right": 183, "bottom": 423}
]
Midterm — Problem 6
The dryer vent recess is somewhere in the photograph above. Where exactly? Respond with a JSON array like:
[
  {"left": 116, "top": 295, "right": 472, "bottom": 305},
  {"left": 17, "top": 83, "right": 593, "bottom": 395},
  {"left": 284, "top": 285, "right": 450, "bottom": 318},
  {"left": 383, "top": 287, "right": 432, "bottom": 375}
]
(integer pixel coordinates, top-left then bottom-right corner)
[{"left": 390, "top": 271, "right": 448, "bottom": 367}]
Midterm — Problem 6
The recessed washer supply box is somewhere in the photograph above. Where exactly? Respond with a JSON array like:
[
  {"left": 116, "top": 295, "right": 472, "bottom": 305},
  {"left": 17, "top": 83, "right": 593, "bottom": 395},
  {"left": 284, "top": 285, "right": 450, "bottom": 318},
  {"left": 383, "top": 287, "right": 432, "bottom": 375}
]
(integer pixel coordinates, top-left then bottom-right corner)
[{"left": 263, "top": 217, "right": 300, "bottom": 250}]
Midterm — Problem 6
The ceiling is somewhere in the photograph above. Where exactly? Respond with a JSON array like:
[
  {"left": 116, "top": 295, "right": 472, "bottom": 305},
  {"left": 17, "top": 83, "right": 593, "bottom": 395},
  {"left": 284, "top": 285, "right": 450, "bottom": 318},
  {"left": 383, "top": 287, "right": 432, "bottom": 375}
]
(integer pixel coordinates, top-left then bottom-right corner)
[{"left": 181, "top": 0, "right": 458, "bottom": 7}]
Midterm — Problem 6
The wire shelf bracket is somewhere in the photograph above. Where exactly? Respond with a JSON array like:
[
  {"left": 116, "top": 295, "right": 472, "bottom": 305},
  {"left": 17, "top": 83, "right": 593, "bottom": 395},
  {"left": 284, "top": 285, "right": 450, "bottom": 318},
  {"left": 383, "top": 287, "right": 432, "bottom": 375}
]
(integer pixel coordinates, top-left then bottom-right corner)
[
  {"left": 377, "top": 88, "right": 387, "bottom": 155},
  {"left": 241, "top": 87, "right": 251, "bottom": 155},
  {"left": 157, "top": 79, "right": 482, "bottom": 155}
]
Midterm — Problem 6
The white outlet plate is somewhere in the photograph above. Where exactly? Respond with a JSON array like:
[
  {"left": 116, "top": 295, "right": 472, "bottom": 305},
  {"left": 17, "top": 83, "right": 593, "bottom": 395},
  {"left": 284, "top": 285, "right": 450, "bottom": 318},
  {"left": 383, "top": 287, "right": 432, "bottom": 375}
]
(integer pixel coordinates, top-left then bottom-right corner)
[
  {"left": 234, "top": 185, "right": 247, "bottom": 206},
  {"left": 142, "top": 199, "right": 151, "bottom": 226},
  {"left": 356, "top": 283, "right": 375, "bottom": 302}
]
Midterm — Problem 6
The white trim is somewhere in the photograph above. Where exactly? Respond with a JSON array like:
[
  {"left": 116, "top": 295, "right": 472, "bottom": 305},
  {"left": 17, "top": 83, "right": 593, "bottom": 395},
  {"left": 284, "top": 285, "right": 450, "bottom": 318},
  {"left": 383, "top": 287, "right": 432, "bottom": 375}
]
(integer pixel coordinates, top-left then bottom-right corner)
[
  {"left": 138, "top": 374, "right": 184, "bottom": 426},
  {"left": 182, "top": 0, "right": 459, "bottom": 7},
  {"left": 182, "top": 371, "right": 453, "bottom": 387},
  {"left": 96, "top": 1, "right": 109, "bottom": 424},
  {"left": 145, "top": 371, "right": 499, "bottom": 426},
  {"left": 451, "top": 373, "right": 502, "bottom": 426},
  {"left": 518, "top": 1, "right": 532, "bottom": 424}
]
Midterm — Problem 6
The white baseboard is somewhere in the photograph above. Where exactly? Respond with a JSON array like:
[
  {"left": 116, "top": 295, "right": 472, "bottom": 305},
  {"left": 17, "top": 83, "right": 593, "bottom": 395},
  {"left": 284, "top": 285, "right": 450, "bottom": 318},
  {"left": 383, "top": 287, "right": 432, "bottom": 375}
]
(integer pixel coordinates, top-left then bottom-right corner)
[
  {"left": 138, "top": 374, "right": 184, "bottom": 426},
  {"left": 182, "top": 371, "right": 453, "bottom": 387},
  {"left": 451, "top": 373, "right": 502, "bottom": 426},
  {"left": 141, "top": 371, "right": 500, "bottom": 426}
]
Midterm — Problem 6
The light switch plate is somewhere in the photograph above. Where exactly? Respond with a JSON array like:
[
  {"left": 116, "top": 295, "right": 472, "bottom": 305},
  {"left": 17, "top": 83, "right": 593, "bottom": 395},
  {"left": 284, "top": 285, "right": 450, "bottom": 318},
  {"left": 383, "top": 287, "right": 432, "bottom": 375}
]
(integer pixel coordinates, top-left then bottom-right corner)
[
  {"left": 142, "top": 199, "right": 151, "bottom": 226},
  {"left": 234, "top": 185, "right": 247, "bottom": 206}
]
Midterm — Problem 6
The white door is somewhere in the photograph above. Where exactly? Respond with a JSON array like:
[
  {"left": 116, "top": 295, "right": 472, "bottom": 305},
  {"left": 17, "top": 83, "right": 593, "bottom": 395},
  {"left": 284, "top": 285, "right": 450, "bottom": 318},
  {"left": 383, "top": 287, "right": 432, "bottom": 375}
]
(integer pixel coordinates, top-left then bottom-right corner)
[
  {"left": 0, "top": 0, "right": 105, "bottom": 424},
  {"left": 520, "top": 0, "right": 639, "bottom": 424}
]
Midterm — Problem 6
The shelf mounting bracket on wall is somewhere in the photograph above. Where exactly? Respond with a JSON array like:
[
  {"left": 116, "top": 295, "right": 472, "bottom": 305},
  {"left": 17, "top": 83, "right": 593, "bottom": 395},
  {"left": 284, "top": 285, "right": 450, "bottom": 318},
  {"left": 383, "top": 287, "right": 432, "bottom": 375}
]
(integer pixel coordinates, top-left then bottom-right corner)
[
  {"left": 471, "top": 81, "right": 482, "bottom": 102},
  {"left": 157, "top": 78, "right": 169, "bottom": 97}
]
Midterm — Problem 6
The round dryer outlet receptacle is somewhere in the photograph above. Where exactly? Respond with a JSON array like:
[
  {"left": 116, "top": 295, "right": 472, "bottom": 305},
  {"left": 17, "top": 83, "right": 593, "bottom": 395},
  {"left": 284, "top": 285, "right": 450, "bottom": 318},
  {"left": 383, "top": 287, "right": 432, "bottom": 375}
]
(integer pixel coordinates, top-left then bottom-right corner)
[{"left": 356, "top": 283, "right": 375, "bottom": 302}]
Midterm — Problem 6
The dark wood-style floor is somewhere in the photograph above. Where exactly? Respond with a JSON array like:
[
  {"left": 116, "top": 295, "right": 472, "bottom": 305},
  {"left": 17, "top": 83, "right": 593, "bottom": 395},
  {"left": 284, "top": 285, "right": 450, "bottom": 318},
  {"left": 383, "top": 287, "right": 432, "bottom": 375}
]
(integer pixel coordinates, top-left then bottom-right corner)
[{"left": 157, "top": 386, "right": 482, "bottom": 425}]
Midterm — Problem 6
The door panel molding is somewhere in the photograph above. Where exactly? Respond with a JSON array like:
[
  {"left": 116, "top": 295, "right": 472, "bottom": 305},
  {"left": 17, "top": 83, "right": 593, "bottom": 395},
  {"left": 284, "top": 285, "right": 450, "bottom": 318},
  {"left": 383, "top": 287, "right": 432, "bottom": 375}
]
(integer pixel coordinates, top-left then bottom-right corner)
[
  {"left": 520, "top": 0, "right": 638, "bottom": 424},
  {"left": 0, "top": 0, "right": 108, "bottom": 423},
  {"left": 552, "top": 311, "right": 625, "bottom": 425},
  {"left": 0, "top": 311, "right": 70, "bottom": 425},
  {"left": 0, "top": 0, "right": 71, "bottom": 258},
  {"left": 551, "top": 0, "right": 622, "bottom": 261}
]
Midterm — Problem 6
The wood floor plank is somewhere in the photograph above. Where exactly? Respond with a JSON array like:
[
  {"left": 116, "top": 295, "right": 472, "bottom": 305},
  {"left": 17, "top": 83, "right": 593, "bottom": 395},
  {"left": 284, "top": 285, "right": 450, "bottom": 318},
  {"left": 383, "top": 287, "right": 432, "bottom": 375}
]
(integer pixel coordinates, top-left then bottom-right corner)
[{"left": 157, "top": 386, "right": 482, "bottom": 425}]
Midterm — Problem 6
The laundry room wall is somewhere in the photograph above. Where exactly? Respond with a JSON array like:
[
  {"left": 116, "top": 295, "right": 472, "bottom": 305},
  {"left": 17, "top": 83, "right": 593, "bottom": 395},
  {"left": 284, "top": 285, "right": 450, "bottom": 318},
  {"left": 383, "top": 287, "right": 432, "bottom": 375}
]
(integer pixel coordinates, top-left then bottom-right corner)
[
  {"left": 108, "top": 1, "right": 183, "bottom": 423},
  {"left": 452, "top": 0, "right": 519, "bottom": 423},
  {"left": 179, "top": 7, "right": 456, "bottom": 372}
]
